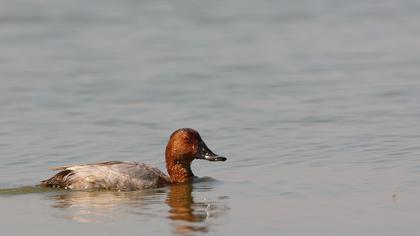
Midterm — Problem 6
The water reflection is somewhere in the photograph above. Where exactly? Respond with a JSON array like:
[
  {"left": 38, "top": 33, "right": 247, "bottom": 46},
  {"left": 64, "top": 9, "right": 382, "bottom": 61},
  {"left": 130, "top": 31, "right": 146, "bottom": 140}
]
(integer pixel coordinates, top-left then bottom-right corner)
[
  {"left": 166, "top": 183, "right": 209, "bottom": 234},
  {"left": 45, "top": 181, "right": 228, "bottom": 234},
  {"left": 47, "top": 189, "right": 166, "bottom": 222}
]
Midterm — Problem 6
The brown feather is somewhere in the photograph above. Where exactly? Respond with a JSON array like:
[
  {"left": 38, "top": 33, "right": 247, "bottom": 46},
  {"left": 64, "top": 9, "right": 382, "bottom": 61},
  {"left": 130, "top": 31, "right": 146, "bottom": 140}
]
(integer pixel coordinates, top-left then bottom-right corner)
[{"left": 40, "top": 169, "right": 75, "bottom": 187}]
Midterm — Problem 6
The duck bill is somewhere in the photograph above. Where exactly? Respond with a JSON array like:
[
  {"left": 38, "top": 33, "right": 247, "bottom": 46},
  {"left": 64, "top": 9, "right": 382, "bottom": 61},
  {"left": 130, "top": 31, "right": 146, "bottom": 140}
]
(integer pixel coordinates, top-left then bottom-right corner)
[{"left": 196, "top": 141, "right": 227, "bottom": 162}]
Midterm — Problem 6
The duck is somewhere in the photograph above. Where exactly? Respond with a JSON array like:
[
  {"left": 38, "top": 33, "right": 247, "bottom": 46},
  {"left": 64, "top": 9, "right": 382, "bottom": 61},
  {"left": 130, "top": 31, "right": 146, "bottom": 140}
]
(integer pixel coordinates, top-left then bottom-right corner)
[{"left": 40, "top": 128, "right": 226, "bottom": 191}]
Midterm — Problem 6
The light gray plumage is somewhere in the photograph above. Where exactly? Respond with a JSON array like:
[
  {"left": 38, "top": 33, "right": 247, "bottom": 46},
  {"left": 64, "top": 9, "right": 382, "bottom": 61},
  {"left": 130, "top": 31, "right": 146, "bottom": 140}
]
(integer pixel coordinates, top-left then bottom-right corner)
[{"left": 41, "top": 161, "right": 170, "bottom": 191}]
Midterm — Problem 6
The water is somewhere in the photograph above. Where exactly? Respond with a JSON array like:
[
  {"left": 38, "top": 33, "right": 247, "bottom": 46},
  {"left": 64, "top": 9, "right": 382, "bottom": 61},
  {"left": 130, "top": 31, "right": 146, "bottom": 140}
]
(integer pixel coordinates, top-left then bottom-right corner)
[{"left": 1, "top": 0, "right": 420, "bottom": 235}]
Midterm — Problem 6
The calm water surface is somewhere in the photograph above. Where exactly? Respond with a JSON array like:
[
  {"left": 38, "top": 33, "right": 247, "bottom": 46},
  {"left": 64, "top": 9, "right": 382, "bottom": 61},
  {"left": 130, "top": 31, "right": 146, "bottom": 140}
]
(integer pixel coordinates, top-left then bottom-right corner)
[{"left": 1, "top": 0, "right": 420, "bottom": 235}]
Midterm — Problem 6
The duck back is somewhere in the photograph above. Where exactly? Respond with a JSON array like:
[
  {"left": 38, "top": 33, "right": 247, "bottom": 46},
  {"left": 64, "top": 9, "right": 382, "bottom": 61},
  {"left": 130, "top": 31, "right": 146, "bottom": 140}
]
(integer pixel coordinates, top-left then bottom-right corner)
[{"left": 41, "top": 161, "right": 170, "bottom": 191}]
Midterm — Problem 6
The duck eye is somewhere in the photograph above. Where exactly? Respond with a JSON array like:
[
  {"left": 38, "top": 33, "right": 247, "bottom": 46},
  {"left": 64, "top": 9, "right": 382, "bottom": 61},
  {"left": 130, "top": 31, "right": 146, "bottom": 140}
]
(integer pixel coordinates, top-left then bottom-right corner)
[{"left": 183, "top": 136, "right": 192, "bottom": 143}]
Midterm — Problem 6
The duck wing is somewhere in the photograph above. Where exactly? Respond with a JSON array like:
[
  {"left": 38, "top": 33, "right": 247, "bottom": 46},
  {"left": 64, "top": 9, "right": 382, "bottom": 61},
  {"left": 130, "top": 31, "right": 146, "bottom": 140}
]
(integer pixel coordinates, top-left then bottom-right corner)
[
  {"left": 41, "top": 161, "right": 170, "bottom": 190},
  {"left": 49, "top": 161, "right": 132, "bottom": 171}
]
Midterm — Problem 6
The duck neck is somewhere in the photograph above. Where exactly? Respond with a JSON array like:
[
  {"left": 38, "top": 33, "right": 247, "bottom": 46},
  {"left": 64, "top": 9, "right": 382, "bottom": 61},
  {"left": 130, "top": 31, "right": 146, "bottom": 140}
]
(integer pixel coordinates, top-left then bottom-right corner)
[{"left": 166, "top": 160, "right": 194, "bottom": 183}]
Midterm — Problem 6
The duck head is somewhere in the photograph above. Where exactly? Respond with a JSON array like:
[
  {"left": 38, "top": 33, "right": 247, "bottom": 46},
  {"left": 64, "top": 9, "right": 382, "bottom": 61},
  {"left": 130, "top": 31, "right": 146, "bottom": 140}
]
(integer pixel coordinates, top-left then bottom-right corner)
[{"left": 165, "top": 128, "right": 226, "bottom": 183}]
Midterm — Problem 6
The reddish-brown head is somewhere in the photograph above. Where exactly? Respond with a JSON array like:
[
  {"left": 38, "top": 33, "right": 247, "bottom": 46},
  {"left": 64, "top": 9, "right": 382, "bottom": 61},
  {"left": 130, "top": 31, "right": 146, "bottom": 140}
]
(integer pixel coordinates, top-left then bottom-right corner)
[{"left": 165, "top": 128, "right": 226, "bottom": 183}]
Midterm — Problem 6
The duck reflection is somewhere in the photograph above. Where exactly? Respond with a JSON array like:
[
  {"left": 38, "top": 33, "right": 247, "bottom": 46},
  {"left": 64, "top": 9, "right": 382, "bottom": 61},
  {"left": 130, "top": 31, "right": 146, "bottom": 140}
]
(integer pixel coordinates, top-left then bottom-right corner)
[
  {"left": 48, "top": 189, "right": 166, "bottom": 222},
  {"left": 46, "top": 181, "right": 228, "bottom": 234},
  {"left": 166, "top": 183, "right": 208, "bottom": 233}
]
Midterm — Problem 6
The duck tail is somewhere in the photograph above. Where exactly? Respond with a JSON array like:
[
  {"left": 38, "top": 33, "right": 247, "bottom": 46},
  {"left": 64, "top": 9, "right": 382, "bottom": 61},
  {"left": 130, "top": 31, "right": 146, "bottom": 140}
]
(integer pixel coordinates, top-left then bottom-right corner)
[{"left": 40, "top": 169, "right": 75, "bottom": 188}]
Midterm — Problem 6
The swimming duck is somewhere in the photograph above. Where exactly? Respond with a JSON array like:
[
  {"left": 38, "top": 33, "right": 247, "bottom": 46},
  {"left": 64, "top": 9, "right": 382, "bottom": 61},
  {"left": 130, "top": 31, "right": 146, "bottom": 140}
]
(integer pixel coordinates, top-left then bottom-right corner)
[{"left": 40, "top": 128, "right": 226, "bottom": 190}]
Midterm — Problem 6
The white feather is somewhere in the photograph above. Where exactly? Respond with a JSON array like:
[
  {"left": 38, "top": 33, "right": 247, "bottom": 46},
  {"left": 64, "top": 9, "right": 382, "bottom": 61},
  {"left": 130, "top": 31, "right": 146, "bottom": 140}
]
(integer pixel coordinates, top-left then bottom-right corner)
[{"left": 55, "top": 161, "right": 170, "bottom": 190}]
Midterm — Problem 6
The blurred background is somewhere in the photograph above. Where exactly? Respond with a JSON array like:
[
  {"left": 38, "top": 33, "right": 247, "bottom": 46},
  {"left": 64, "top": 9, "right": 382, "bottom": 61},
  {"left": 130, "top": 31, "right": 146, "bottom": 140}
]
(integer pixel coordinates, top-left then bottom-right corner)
[{"left": 1, "top": 0, "right": 420, "bottom": 235}]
